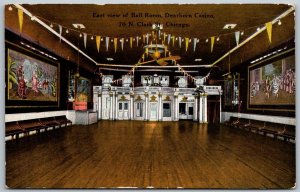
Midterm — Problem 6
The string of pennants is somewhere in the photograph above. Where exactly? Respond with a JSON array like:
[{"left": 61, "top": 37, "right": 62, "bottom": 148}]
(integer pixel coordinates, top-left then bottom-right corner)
[{"left": 16, "top": 6, "right": 275, "bottom": 55}]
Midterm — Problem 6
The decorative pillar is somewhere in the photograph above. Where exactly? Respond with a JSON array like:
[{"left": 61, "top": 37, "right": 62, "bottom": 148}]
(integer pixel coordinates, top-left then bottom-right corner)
[
  {"left": 203, "top": 94, "right": 208, "bottom": 123},
  {"left": 109, "top": 92, "right": 113, "bottom": 120},
  {"left": 174, "top": 94, "right": 178, "bottom": 121},
  {"left": 145, "top": 93, "right": 149, "bottom": 121},
  {"left": 199, "top": 94, "right": 203, "bottom": 123},
  {"left": 158, "top": 93, "right": 162, "bottom": 121},
  {"left": 130, "top": 94, "right": 134, "bottom": 120},
  {"left": 98, "top": 93, "right": 102, "bottom": 120},
  {"left": 114, "top": 92, "right": 118, "bottom": 120},
  {"left": 194, "top": 95, "right": 198, "bottom": 121}
]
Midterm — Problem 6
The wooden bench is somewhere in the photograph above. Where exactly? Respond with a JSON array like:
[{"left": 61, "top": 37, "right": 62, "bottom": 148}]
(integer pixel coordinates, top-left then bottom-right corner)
[
  {"left": 224, "top": 116, "right": 295, "bottom": 143},
  {"left": 5, "top": 121, "right": 25, "bottom": 139},
  {"left": 6, "top": 115, "right": 72, "bottom": 141}
]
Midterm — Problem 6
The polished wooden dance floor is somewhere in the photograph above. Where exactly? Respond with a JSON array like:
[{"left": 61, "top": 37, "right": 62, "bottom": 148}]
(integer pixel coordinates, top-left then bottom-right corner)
[{"left": 6, "top": 121, "right": 295, "bottom": 189}]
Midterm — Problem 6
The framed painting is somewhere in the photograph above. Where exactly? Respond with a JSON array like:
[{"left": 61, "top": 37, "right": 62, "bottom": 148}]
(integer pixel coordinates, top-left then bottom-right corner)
[
  {"left": 6, "top": 42, "right": 60, "bottom": 108},
  {"left": 247, "top": 51, "right": 295, "bottom": 111}
]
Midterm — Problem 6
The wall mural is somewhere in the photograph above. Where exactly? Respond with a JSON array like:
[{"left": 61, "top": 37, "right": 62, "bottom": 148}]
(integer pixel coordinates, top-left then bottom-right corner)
[
  {"left": 7, "top": 49, "right": 58, "bottom": 102},
  {"left": 248, "top": 54, "right": 295, "bottom": 110}
]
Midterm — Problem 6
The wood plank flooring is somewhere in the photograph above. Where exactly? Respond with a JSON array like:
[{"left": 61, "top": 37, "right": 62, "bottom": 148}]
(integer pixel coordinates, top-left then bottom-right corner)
[{"left": 6, "top": 121, "right": 295, "bottom": 189}]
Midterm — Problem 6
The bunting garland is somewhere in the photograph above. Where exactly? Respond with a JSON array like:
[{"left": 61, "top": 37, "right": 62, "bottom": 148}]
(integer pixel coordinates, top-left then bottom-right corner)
[
  {"left": 185, "top": 37, "right": 189, "bottom": 52},
  {"left": 83, "top": 33, "right": 87, "bottom": 48},
  {"left": 59, "top": 25, "right": 63, "bottom": 42},
  {"left": 96, "top": 36, "right": 101, "bottom": 53},
  {"left": 265, "top": 22, "right": 272, "bottom": 43},
  {"left": 105, "top": 37, "right": 110, "bottom": 51},
  {"left": 120, "top": 38, "right": 124, "bottom": 51},
  {"left": 172, "top": 36, "right": 175, "bottom": 46},
  {"left": 17, "top": 8, "right": 23, "bottom": 33},
  {"left": 114, "top": 38, "right": 118, "bottom": 53},
  {"left": 130, "top": 37, "right": 133, "bottom": 48},
  {"left": 235, "top": 31, "right": 240, "bottom": 46},
  {"left": 211, "top": 36, "right": 215, "bottom": 52},
  {"left": 178, "top": 37, "right": 182, "bottom": 48},
  {"left": 193, "top": 38, "right": 197, "bottom": 52},
  {"left": 167, "top": 34, "right": 171, "bottom": 45}
]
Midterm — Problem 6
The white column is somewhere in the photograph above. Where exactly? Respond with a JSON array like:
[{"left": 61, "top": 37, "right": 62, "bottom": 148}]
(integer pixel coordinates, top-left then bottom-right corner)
[
  {"left": 114, "top": 93, "right": 118, "bottom": 120},
  {"left": 204, "top": 96, "right": 208, "bottom": 123},
  {"left": 110, "top": 93, "right": 113, "bottom": 120},
  {"left": 174, "top": 96, "right": 178, "bottom": 121},
  {"left": 199, "top": 95, "right": 203, "bottom": 123},
  {"left": 158, "top": 94, "right": 162, "bottom": 121},
  {"left": 98, "top": 94, "right": 102, "bottom": 120},
  {"left": 130, "top": 95, "right": 134, "bottom": 120},
  {"left": 194, "top": 96, "right": 198, "bottom": 121},
  {"left": 145, "top": 94, "right": 148, "bottom": 121}
]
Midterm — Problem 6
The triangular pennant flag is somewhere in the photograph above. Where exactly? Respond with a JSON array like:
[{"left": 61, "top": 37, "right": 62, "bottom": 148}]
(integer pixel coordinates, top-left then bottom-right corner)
[
  {"left": 121, "top": 38, "right": 124, "bottom": 51},
  {"left": 235, "top": 31, "right": 240, "bottom": 46},
  {"left": 265, "top": 22, "right": 272, "bottom": 43},
  {"left": 172, "top": 36, "right": 175, "bottom": 46},
  {"left": 185, "top": 37, "right": 189, "bottom": 52},
  {"left": 145, "top": 48, "right": 148, "bottom": 57},
  {"left": 142, "top": 54, "right": 145, "bottom": 62},
  {"left": 178, "top": 37, "right": 182, "bottom": 48},
  {"left": 167, "top": 34, "right": 171, "bottom": 45},
  {"left": 136, "top": 36, "right": 139, "bottom": 47},
  {"left": 59, "top": 25, "right": 63, "bottom": 42},
  {"left": 158, "top": 30, "right": 161, "bottom": 39},
  {"left": 130, "top": 37, "right": 133, "bottom": 48},
  {"left": 114, "top": 38, "right": 118, "bottom": 53},
  {"left": 193, "top": 38, "right": 197, "bottom": 52},
  {"left": 143, "top": 34, "right": 146, "bottom": 43},
  {"left": 211, "top": 36, "right": 215, "bottom": 52},
  {"left": 163, "top": 32, "right": 166, "bottom": 43},
  {"left": 18, "top": 8, "right": 23, "bottom": 33},
  {"left": 105, "top": 37, "right": 110, "bottom": 51},
  {"left": 96, "top": 36, "right": 101, "bottom": 53},
  {"left": 146, "top": 34, "right": 149, "bottom": 44},
  {"left": 83, "top": 33, "right": 87, "bottom": 48}
]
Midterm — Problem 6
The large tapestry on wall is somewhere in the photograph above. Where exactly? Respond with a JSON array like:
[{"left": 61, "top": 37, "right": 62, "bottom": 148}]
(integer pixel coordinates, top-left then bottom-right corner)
[
  {"left": 7, "top": 49, "right": 58, "bottom": 102},
  {"left": 248, "top": 54, "right": 295, "bottom": 111}
]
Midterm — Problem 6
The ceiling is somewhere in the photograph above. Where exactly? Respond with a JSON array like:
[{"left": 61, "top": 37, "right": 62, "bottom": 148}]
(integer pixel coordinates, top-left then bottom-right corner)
[{"left": 5, "top": 4, "right": 295, "bottom": 76}]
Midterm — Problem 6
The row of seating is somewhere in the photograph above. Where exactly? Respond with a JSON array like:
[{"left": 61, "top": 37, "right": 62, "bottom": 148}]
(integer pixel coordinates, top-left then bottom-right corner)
[
  {"left": 5, "top": 115, "right": 72, "bottom": 140},
  {"left": 224, "top": 116, "right": 295, "bottom": 143}
]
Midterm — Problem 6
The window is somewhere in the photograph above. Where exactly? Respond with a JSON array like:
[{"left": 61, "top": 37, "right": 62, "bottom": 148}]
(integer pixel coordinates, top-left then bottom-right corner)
[
  {"left": 163, "top": 103, "right": 171, "bottom": 117},
  {"left": 124, "top": 103, "right": 128, "bottom": 110},
  {"left": 179, "top": 103, "right": 186, "bottom": 114},
  {"left": 119, "top": 103, "right": 122, "bottom": 110}
]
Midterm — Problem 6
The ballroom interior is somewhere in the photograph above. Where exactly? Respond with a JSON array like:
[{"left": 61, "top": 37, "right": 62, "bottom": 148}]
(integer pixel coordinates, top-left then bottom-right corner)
[{"left": 4, "top": 4, "right": 295, "bottom": 189}]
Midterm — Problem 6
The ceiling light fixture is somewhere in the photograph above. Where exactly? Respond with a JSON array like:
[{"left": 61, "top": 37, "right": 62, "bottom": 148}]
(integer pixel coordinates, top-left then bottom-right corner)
[
  {"left": 72, "top": 23, "right": 85, "bottom": 29},
  {"left": 8, "top": 6, "right": 13, "bottom": 11},
  {"left": 216, "top": 37, "right": 220, "bottom": 41},
  {"left": 241, "top": 31, "right": 244, "bottom": 35},
  {"left": 195, "top": 58, "right": 202, "bottom": 62},
  {"left": 257, "top": 27, "right": 260, "bottom": 31},
  {"left": 91, "top": 36, "right": 94, "bottom": 40},
  {"left": 50, "top": 23, "right": 53, "bottom": 28},
  {"left": 106, "top": 58, "right": 114, "bottom": 61},
  {"left": 206, "top": 38, "right": 209, "bottom": 43},
  {"left": 79, "top": 33, "right": 82, "bottom": 37},
  {"left": 223, "top": 24, "right": 237, "bottom": 29},
  {"left": 66, "top": 29, "right": 69, "bottom": 33}
]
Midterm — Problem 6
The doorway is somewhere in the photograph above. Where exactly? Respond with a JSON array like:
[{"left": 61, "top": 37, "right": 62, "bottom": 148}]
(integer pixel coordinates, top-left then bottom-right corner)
[
  {"left": 179, "top": 102, "right": 194, "bottom": 120},
  {"left": 118, "top": 102, "right": 129, "bottom": 120}
]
